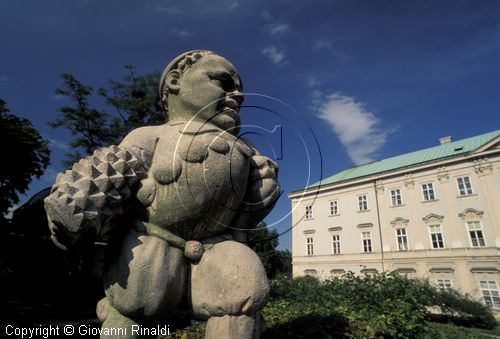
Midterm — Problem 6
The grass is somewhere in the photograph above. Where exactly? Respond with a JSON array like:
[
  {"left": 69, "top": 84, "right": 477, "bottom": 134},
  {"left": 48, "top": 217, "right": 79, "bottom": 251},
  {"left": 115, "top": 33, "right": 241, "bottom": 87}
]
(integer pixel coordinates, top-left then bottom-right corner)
[
  {"left": 424, "top": 322, "right": 500, "bottom": 339},
  {"left": 169, "top": 319, "right": 500, "bottom": 338}
]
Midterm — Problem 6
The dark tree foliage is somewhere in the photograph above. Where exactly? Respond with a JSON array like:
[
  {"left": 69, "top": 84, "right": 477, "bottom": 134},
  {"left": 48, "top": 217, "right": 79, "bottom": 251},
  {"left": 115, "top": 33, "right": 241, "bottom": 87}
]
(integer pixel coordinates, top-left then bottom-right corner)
[
  {"left": 247, "top": 223, "right": 292, "bottom": 278},
  {"left": 98, "top": 65, "right": 164, "bottom": 143},
  {"left": 49, "top": 67, "right": 163, "bottom": 166},
  {"left": 49, "top": 74, "right": 113, "bottom": 167},
  {"left": 0, "top": 100, "right": 50, "bottom": 219}
]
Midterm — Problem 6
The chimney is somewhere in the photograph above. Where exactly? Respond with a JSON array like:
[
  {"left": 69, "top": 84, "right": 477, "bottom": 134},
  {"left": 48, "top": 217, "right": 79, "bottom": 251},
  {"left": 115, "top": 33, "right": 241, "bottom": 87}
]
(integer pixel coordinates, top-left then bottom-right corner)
[{"left": 439, "top": 136, "right": 453, "bottom": 145}]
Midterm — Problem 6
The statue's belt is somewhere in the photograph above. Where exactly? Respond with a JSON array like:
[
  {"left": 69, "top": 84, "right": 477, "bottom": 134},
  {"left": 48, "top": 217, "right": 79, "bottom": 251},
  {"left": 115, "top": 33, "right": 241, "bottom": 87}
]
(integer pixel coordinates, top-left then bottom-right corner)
[{"left": 133, "top": 220, "right": 204, "bottom": 261}]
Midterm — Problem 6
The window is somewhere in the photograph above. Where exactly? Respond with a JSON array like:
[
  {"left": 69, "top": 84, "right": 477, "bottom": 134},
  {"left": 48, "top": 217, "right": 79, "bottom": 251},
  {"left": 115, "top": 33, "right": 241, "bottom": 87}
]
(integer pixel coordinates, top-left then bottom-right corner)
[
  {"left": 306, "top": 237, "right": 314, "bottom": 256},
  {"left": 457, "top": 176, "right": 473, "bottom": 196},
  {"left": 467, "top": 221, "right": 485, "bottom": 247},
  {"left": 305, "top": 205, "right": 313, "bottom": 220},
  {"left": 362, "top": 232, "right": 372, "bottom": 253},
  {"left": 329, "top": 200, "right": 339, "bottom": 216},
  {"left": 332, "top": 235, "right": 341, "bottom": 254},
  {"left": 437, "top": 279, "right": 452, "bottom": 289},
  {"left": 358, "top": 195, "right": 368, "bottom": 211},
  {"left": 480, "top": 281, "right": 500, "bottom": 308},
  {"left": 390, "top": 189, "right": 403, "bottom": 206},
  {"left": 422, "top": 183, "right": 436, "bottom": 201},
  {"left": 429, "top": 225, "right": 444, "bottom": 249},
  {"left": 396, "top": 228, "right": 408, "bottom": 251}
]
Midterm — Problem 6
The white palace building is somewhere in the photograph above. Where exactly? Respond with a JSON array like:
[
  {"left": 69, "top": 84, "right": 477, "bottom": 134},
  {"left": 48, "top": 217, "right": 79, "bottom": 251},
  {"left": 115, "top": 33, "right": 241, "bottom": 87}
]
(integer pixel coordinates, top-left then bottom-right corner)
[{"left": 289, "top": 129, "right": 500, "bottom": 308}]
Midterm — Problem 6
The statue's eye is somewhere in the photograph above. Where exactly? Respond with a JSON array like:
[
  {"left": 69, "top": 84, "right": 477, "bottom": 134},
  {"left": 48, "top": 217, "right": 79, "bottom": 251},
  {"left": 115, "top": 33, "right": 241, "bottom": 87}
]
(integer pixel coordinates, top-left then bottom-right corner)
[{"left": 211, "top": 72, "right": 234, "bottom": 92}]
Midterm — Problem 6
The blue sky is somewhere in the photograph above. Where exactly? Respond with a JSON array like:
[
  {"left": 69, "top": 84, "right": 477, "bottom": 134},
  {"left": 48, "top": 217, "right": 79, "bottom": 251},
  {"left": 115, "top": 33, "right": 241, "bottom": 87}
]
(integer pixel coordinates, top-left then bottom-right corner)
[{"left": 1, "top": 0, "right": 500, "bottom": 249}]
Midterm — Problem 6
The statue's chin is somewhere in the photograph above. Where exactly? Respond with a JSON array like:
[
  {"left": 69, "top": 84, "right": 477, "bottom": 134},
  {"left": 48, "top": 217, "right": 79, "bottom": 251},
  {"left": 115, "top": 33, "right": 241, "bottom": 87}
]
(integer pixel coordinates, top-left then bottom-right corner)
[{"left": 210, "top": 111, "right": 239, "bottom": 134}]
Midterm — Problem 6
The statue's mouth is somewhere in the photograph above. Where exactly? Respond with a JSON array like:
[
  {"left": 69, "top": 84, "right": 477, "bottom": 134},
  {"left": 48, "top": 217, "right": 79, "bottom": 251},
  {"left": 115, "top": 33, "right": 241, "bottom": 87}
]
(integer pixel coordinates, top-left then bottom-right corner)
[{"left": 221, "top": 107, "right": 238, "bottom": 121}]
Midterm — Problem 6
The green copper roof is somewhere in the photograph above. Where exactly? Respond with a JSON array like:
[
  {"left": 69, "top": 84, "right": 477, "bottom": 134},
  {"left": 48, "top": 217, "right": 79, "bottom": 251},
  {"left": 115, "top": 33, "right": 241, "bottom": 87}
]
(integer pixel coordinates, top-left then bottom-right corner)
[{"left": 306, "top": 129, "right": 500, "bottom": 190}]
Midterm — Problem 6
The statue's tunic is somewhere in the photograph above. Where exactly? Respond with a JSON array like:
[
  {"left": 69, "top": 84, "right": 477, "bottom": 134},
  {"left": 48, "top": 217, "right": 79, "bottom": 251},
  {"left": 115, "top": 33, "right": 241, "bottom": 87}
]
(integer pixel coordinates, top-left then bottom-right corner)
[
  {"left": 103, "top": 121, "right": 256, "bottom": 319},
  {"left": 135, "top": 121, "right": 254, "bottom": 240}
]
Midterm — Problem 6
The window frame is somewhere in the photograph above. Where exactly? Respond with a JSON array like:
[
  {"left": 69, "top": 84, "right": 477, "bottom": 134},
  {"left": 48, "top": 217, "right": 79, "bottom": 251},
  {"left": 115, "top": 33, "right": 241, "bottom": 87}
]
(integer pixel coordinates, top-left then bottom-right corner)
[
  {"left": 390, "top": 188, "right": 403, "bottom": 206},
  {"left": 305, "top": 205, "right": 313, "bottom": 220},
  {"left": 480, "top": 281, "right": 500, "bottom": 309},
  {"left": 436, "top": 279, "right": 452, "bottom": 290},
  {"left": 329, "top": 200, "right": 339, "bottom": 216},
  {"left": 331, "top": 234, "right": 341, "bottom": 255},
  {"left": 467, "top": 221, "right": 486, "bottom": 247},
  {"left": 358, "top": 195, "right": 368, "bottom": 212},
  {"left": 428, "top": 224, "right": 445, "bottom": 249},
  {"left": 422, "top": 182, "right": 436, "bottom": 201},
  {"left": 456, "top": 176, "right": 473, "bottom": 196},
  {"left": 362, "top": 231, "right": 372, "bottom": 253},
  {"left": 306, "top": 236, "right": 314, "bottom": 256},
  {"left": 396, "top": 228, "right": 409, "bottom": 251}
]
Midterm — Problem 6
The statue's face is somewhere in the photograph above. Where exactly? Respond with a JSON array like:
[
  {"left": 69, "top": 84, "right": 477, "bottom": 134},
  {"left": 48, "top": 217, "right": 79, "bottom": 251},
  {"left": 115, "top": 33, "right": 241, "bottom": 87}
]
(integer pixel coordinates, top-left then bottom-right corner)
[{"left": 176, "top": 55, "right": 243, "bottom": 132}]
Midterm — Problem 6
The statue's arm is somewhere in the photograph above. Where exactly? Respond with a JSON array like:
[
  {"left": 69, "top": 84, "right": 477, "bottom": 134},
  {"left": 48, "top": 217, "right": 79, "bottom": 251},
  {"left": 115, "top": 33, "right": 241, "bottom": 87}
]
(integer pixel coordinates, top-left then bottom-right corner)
[
  {"left": 44, "top": 126, "right": 160, "bottom": 250},
  {"left": 231, "top": 141, "right": 281, "bottom": 231},
  {"left": 118, "top": 125, "right": 160, "bottom": 165}
]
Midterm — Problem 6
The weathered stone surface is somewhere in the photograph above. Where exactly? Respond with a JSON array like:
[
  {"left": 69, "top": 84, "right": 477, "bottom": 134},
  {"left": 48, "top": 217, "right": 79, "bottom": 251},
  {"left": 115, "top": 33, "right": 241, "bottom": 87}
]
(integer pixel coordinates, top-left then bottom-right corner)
[
  {"left": 44, "top": 50, "right": 280, "bottom": 339},
  {"left": 190, "top": 240, "right": 270, "bottom": 317}
]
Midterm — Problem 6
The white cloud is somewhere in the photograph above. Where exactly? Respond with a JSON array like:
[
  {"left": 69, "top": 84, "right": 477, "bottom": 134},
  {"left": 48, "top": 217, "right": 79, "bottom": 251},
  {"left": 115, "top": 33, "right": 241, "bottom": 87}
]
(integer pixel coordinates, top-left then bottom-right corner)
[
  {"left": 318, "top": 93, "right": 391, "bottom": 165},
  {"left": 313, "top": 38, "right": 349, "bottom": 62},
  {"left": 262, "top": 46, "right": 285, "bottom": 64},
  {"left": 168, "top": 27, "right": 195, "bottom": 39},
  {"left": 49, "top": 139, "right": 70, "bottom": 150},
  {"left": 260, "top": 10, "right": 273, "bottom": 21},
  {"left": 264, "top": 23, "right": 289, "bottom": 36},
  {"left": 306, "top": 76, "right": 321, "bottom": 88},
  {"left": 156, "top": 5, "right": 180, "bottom": 14},
  {"left": 0, "top": 76, "right": 8, "bottom": 82},
  {"left": 228, "top": 1, "right": 239, "bottom": 11}
]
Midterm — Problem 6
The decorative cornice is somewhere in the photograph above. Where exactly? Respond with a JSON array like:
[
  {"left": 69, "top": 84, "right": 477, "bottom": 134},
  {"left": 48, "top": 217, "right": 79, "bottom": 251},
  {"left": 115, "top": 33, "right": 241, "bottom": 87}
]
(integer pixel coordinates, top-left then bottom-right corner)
[
  {"left": 404, "top": 174, "right": 415, "bottom": 189},
  {"left": 437, "top": 167, "right": 449, "bottom": 183},
  {"left": 390, "top": 217, "right": 409, "bottom": 228},
  {"left": 474, "top": 158, "right": 493, "bottom": 176},
  {"left": 458, "top": 208, "right": 484, "bottom": 220},
  {"left": 375, "top": 180, "right": 384, "bottom": 194},
  {"left": 422, "top": 213, "right": 444, "bottom": 224},
  {"left": 328, "top": 226, "right": 343, "bottom": 232},
  {"left": 303, "top": 229, "right": 316, "bottom": 235},
  {"left": 429, "top": 267, "right": 454, "bottom": 273},
  {"left": 470, "top": 267, "right": 499, "bottom": 273},
  {"left": 357, "top": 223, "right": 374, "bottom": 229},
  {"left": 304, "top": 269, "right": 317, "bottom": 275}
]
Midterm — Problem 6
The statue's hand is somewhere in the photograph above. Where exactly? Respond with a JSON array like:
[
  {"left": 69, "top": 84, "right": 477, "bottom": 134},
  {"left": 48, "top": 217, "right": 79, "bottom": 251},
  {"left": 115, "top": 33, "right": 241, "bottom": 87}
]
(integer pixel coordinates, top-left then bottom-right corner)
[
  {"left": 232, "top": 155, "right": 281, "bottom": 230},
  {"left": 184, "top": 240, "right": 204, "bottom": 261}
]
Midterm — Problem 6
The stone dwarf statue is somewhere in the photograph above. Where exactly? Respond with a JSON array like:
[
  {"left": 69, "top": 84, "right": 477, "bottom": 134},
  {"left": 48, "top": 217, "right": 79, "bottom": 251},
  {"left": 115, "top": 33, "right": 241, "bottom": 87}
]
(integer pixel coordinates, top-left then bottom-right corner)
[{"left": 44, "top": 50, "right": 281, "bottom": 339}]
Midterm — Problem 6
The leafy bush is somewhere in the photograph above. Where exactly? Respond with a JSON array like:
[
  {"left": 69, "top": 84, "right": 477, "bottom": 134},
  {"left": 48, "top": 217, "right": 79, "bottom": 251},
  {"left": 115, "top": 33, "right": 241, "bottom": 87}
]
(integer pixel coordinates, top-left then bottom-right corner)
[
  {"left": 425, "top": 286, "right": 497, "bottom": 329},
  {"left": 166, "top": 272, "right": 498, "bottom": 338},
  {"left": 264, "top": 272, "right": 497, "bottom": 338}
]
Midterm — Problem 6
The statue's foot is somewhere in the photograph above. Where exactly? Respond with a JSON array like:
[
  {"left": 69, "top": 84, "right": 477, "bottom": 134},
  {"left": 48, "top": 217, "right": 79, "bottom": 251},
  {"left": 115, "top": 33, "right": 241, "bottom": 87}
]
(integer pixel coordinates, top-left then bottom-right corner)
[
  {"left": 99, "top": 302, "right": 147, "bottom": 339},
  {"left": 205, "top": 313, "right": 264, "bottom": 339}
]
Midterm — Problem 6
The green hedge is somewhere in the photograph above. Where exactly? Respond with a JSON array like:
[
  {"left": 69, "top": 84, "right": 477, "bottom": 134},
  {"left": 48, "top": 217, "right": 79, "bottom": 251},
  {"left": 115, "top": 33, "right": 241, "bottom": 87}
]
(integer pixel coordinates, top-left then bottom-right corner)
[
  {"left": 170, "top": 271, "right": 497, "bottom": 338},
  {"left": 263, "top": 272, "right": 497, "bottom": 338}
]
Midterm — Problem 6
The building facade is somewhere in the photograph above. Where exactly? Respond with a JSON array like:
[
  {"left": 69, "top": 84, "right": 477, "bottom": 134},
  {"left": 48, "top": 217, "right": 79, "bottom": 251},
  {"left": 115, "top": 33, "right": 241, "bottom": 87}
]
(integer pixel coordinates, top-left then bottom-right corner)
[{"left": 289, "top": 130, "right": 500, "bottom": 309}]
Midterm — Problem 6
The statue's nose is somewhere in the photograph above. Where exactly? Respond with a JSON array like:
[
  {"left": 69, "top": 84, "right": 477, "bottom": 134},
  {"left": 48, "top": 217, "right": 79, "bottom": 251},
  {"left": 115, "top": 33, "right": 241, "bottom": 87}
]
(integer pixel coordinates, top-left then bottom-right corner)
[{"left": 229, "top": 90, "right": 244, "bottom": 106}]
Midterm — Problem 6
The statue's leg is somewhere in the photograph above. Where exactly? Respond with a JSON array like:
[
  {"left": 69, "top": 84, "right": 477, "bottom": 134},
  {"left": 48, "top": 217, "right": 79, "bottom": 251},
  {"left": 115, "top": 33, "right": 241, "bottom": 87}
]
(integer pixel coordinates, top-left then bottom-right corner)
[
  {"left": 97, "top": 297, "right": 141, "bottom": 339},
  {"left": 99, "top": 228, "right": 188, "bottom": 339},
  {"left": 190, "top": 240, "right": 269, "bottom": 339}
]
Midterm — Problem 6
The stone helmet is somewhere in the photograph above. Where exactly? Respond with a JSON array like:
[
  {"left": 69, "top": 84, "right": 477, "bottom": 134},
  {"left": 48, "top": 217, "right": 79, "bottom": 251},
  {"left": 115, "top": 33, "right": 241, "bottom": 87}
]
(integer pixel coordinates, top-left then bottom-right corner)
[{"left": 158, "top": 50, "right": 215, "bottom": 114}]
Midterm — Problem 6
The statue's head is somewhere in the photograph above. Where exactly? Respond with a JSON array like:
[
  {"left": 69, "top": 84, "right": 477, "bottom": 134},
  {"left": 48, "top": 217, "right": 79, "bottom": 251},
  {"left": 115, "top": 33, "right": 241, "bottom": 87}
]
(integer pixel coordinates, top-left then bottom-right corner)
[{"left": 159, "top": 50, "right": 244, "bottom": 134}]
